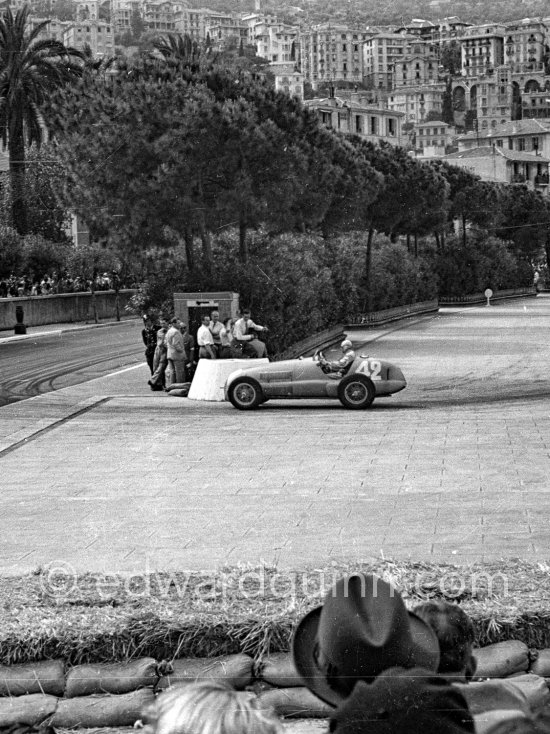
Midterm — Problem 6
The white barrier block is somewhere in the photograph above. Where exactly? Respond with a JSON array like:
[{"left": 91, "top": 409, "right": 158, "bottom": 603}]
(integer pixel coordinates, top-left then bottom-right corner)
[{"left": 188, "top": 358, "right": 269, "bottom": 402}]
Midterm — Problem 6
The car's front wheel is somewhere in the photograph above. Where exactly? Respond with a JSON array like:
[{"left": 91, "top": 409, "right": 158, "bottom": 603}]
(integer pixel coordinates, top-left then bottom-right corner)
[
  {"left": 228, "top": 377, "right": 264, "bottom": 410},
  {"left": 337, "top": 374, "right": 375, "bottom": 409}
]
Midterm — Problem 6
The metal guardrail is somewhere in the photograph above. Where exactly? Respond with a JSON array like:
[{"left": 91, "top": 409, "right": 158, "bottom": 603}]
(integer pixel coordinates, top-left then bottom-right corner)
[
  {"left": 274, "top": 325, "right": 346, "bottom": 361},
  {"left": 346, "top": 300, "right": 439, "bottom": 326},
  {"left": 439, "top": 287, "right": 537, "bottom": 305}
]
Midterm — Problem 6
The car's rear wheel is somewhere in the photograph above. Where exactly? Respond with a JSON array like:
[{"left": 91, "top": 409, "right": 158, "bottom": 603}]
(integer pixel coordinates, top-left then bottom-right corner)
[
  {"left": 228, "top": 377, "right": 263, "bottom": 410},
  {"left": 338, "top": 374, "right": 375, "bottom": 409}
]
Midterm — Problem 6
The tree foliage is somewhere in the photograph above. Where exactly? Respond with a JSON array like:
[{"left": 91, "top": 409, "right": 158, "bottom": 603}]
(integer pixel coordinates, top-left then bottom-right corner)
[{"left": 0, "top": 6, "right": 82, "bottom": 233}]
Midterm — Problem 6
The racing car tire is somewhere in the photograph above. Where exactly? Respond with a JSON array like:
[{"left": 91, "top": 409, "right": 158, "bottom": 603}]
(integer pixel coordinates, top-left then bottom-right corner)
[
  {"left": 228, "top": 377, "right": 264, "bottom": 410},
  {"left": 337, "top": 374, "right": 376, "bottom": 410}
]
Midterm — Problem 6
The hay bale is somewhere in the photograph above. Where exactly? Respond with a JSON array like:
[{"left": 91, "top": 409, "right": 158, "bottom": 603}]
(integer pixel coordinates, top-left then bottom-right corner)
[
  {"left": 157, "top": 654, "right": 253, "bottom": 691},
  {"left": 529, "top": 649, "right": 550, "bottom": 677},
  {"left": 0, "top": 694, "right": 58, "bottom": 726},
  {"left": 65, "top": 658, "right": 158, "bottom": 698},
  {"left": 474, "top": 641, "right": 529, "bottom": 679},
  {"left": 0, "top": 661, "right": 65, "bottom": 697},
  {"left": 51, "top": 689, "right": 154, "bottom": 728},
  {"left": 259, "top": 653, "right": 303, "bottom": 688},
  {"left": 258, "top": 687, "right": 332, "bottom": 719}
]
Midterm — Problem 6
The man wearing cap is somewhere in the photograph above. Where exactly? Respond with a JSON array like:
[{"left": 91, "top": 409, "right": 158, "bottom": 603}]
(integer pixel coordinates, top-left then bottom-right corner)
[
  {"left": 319, "top": 340, "right": 356, "bottom": 376},
  {"left": 292, "top": 573, "right": 475, "bottom": 734}
]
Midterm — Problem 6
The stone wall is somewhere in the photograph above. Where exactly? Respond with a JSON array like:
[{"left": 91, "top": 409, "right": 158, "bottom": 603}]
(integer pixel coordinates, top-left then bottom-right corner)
[{"left": 0, "top": 291, "right": 138, "bottom": 331}]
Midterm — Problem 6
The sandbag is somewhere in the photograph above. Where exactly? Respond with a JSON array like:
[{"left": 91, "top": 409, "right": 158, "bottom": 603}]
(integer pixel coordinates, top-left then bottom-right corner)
[
  {"left": 167, "top": 389, "right": 188, "bottom": 398},
  {"left": 0, "top": 694, "right": 58, "bottom": 727},
  {"left": 65, "top": 658, "right": 158, "bottom": 698},
  {"left": 157, "top": 654, "right": 253, "bottom": 691},
  {"left": 283, "top": 720, "right": 329, "bottom": 734},
  {"left": 165, "top": 383, "right": 190, "bottom": 393},
  {"left": 529, "top": 648, "right": 550, "bottom": 677},
  {"left": 0, "top": 661, "right": 65, "bottom": 697},
  {"left": 51, "top": 689, "right": 155, "bottom": 728},
  {"left": 259, "top": 653, "right": 303, "bottom": 688},
  {"left": 473, "top": 641, "right": 529, "bottom": 679},
  {"left": 258, "top": 687, "right": 333, "bottom": 718},
  {"left": 473, "top": 710, "right": 528, "bottom": 734}
]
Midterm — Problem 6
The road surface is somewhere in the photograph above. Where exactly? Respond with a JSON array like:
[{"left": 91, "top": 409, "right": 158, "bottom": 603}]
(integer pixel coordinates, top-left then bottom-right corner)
[{"left": 0, "top": 321, "right": 143, "bottom": 407}]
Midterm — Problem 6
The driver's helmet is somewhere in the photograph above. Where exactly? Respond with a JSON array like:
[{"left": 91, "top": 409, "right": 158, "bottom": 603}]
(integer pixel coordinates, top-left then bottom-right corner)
[{"left": 341, "top": 339, "right": 353, "bottom": 351}]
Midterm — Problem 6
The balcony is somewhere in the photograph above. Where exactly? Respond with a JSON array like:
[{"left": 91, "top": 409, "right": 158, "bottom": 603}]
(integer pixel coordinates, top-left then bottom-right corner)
[
  {"left": 535, "top": 173, "right": 549, "bottom": 185},
  {"left": 511, "top": 173, "right": 526, "bottom": 183}
]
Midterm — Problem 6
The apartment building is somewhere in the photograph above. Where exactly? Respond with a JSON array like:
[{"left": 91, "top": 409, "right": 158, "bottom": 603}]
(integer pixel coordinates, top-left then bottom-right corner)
[
  {"left": 523, "top": 89, "right": 550, "bottom": 119},
  {"left": 392, "top": 40, "right": 439, "bottom": 87},
  {"left": 504, "top": 18, "right": 547, "bottom": 73},
  {"left": 143, "top": 0, "right": 184, "bottom": 31},
  {"left": 243, "top": 14, "right": 298, "bottom": 63},
  {"left": 64, "top": 20, "right": 115, "bottom": 56},
  {"left": 415, "top": 120, "right": 454, "bottom": 154},
  {"left": 458, "top": 119, "right": 550, "bottom": 159},
  {"left": 300, "top": 24, "right": 370, "bottom": 87},
  {"left": 444, "top": 146, "right": 549, "bottom": 194},
  {"left": 306, "top": 92, "right": 403, "bottom": 146},
  {"left": 452, "top": 65, "right": 513, "bottom": 130},
  {"left": 28, "top": 16, "right": 70, "bottom": 42},
  {"left": 395, "top": 16, "right": 471, "bottom": 44},
  {"left": 176, "top": 9, "right": 236, "bottom": 41},
  {"left": 459, "top": 24, "right": 505, "bottom": 77},
  {"left": 271, "top": 62, "right": 304, "bottom": 100},
  {"left": 205, "top": 17, "right": 248, "bottom": 47},
  {"left": 387, "top": 84, "right": 445, "bottom": 123},
  {"left": 362, "top": 32, "right": 415, "bottom": 90}
]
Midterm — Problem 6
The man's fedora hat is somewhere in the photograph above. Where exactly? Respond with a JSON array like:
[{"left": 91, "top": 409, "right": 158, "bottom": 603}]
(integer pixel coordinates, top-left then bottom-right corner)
[{"left": 292, "top": 573, "right": 440, "bottom": 706}]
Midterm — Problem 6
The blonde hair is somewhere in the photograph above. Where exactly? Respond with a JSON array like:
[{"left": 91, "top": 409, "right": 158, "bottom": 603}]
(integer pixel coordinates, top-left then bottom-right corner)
[{"left": 145, "top": 682, "right": 282, "bottom": 734}]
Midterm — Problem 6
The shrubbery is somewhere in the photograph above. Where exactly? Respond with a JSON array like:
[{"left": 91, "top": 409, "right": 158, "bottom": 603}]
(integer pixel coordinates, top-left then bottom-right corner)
[{"left": 435, "top": 233, "right": 534, "bottom": 297}]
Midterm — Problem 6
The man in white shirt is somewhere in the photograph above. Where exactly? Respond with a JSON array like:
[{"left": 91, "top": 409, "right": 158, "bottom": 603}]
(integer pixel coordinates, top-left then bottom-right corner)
[
  {"left": 197, "top": 315, "right": 217, "bottom": 359},
  {"left": 233, "top": 308, "right": 268, "bottom": 358},
  {"left": 165, "top": 317, "right": 186, "bottom": 384}
]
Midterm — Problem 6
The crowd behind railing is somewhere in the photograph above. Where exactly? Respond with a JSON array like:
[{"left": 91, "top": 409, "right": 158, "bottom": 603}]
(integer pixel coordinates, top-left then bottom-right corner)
[{"left": 0, "top": 272, "right": 134, "bottom": 298}]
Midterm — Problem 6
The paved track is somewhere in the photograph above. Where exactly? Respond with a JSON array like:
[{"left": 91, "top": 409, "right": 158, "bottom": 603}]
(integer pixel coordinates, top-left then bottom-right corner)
[
  {"left": 0, "top": 320, "right": 143, "bottom": 407},
  {"left": 0, "top": 296, "right": 549, "bottom": 576}
]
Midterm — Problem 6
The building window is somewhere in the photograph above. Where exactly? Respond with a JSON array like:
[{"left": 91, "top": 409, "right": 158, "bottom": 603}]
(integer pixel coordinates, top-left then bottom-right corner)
[
  {"left": 388, "top": 118, "right": 396, "bottom": 136},
  {"left": 496, "top": 139, "right": 503, "bottom": 147},
  {"left": 518, "top": 137, "right": 525, "bottom": 151},
  {"left": 355, "top": 115, "right": 363, "bottom": 133},
  {"left": 370, "top": 116, "right": 378, "bottom": 134},
  {"left": 532, "top": 136, "right": 540, "bottom": 151}
]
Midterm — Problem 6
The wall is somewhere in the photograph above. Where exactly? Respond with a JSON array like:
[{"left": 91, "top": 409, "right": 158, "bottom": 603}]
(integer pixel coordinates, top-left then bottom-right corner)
[{"left": 0, "top": 290, "right": 137, "bottom": 331}]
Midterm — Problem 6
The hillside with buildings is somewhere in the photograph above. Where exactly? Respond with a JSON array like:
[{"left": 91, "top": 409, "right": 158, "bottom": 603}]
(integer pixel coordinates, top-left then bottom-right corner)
[{"left": 9, "top": 0, "right": 550, "bottom": 196}]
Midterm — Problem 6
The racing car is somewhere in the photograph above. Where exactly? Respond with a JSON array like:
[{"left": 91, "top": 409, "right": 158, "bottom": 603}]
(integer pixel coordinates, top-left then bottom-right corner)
[{"left": 224, "top": 349, "right": 407, "bottom": 410}]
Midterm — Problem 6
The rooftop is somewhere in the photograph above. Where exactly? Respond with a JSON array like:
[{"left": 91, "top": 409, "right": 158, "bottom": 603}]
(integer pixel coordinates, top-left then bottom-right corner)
[
  {"left": 445, "top": 145, "right": 550, "bottom": 163},
  {"left": 458, "top": 119, "right": 550, "bottom": 140}
]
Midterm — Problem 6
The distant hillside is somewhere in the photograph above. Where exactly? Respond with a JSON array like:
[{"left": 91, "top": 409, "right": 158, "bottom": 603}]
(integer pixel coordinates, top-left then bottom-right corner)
[{"left": 223, "top": 0, "right": 549, "bottom": 27}]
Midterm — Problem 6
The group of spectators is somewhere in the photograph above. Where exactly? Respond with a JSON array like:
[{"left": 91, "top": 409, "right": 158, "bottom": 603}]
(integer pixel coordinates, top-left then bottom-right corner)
[
  {"left": 140, "top": 572, "right": 550, "bottom": 734},
  {"left": 142, "top": 309, "right": 269, "bottom": 391},
  {"left": 0, "top": 272, "right": 117, "bottom": 298}
]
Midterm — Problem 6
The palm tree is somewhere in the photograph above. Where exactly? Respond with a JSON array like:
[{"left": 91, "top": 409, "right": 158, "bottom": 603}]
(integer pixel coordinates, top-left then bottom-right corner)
[
  {"left": 81, "top": 42, "right": 115, "bottom": 75},
  {"left": 152, "top": 32, "right": 205, "bottom": 72},
  {"left": 0, "top": 6, "right": 83, "bottom": 234}
]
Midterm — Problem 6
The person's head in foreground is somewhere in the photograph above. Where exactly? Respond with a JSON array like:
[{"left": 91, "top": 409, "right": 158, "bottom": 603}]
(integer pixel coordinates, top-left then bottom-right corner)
[
  {"left": 291, "top": 572, "right": 441, "bottom": 706},
  {"left": 145, "top": 682, "right": 282, "bottom": 734},
  {"left": 413, "top": 600, "right": 477, "bottom": 681},
  {"left": 328, "top": 665, "right": 475, "bottom": 734}
]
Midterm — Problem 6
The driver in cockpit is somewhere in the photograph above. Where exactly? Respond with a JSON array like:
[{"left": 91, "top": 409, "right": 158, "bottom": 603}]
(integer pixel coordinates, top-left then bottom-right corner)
[{"left": 319, "top": 339, "right": 356, "bottom": 375}]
